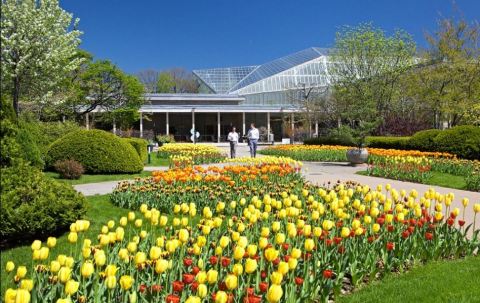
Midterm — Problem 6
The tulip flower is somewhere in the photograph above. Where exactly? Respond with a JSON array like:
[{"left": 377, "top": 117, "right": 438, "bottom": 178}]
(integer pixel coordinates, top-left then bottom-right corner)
[
  {"left": 266, "top": 284, "right": 283, "bottom": 302},
  {"left": 120, "top": 275, "right": 134, "bottom": 290}
]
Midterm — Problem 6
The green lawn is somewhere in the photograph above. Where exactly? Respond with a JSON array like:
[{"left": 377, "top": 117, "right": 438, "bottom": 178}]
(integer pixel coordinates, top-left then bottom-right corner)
[
  {"left": 0, "top": 195, "right": 134, "bottom": 296},
  {"left": 44, "top": 170, "right": 152, "bottom": 185},
  {"left": 357, "top": 171, "right": 468, "bottom": 190},
  {"left": 338, "top": 256, "right": 480, "bottom": 303},
  {"left": 146, "top": 154, "right": 170, "bottom": 167}
]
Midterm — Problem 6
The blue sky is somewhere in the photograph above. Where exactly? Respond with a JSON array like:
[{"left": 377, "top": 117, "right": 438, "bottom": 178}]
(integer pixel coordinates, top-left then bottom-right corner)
[{"left": 61, "top": 0, "right": 480, "bottom": 73}]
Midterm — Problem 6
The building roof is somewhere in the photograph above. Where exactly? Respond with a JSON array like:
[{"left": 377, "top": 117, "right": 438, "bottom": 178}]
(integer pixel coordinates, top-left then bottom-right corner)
[
  {"left": 144, "top": 93, "right": 244, "bottom": 102},
  {"left": 193, "top": 47, "right": 330, "bottom": 94},
  {"left": 192, "top": 66, "right": 258, "bottom": 94}
]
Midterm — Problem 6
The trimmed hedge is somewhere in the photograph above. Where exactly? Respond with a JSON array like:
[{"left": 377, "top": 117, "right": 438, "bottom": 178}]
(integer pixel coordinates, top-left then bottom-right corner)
[
  {"left": 123, "top": 137, "right": 148, "bottom": 163},
  {"left": 0, "top": 163, "right": 86, "bottom": 247},
  {"left": 365, "top": 136, "right": 410, "bottom": 149},
  {"left": 434, "top": 126, "right": 480, "bottom": 160},
  {"left": 47, "top": 129, "right": 143, "bottom": 174},
  {"left": 408, "top": 129, "right": 442, "bottom": 151}
]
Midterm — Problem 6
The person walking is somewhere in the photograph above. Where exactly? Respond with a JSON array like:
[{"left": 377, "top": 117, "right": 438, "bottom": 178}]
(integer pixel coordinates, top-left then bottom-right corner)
[
  {"left": 247, "top": 123, "right": 259, "bottom": 157},
  {"left": 227, "top": 126, "right": 239, "bottom": 158}
]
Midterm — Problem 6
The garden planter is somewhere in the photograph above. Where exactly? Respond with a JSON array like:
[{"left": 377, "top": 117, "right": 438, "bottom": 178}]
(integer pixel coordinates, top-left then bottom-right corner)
[{"left": 346, "top": 148, "right": 368, "bottom": 165}]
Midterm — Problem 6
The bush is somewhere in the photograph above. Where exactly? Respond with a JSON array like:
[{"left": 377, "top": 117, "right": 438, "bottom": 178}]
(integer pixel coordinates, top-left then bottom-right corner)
[
  {"left": 304, "top": 126, "right": 354, "bottom": 146},
  {"left": 123, "top": 137, "right": 148, "bottom": 163},
  {"left": 156, "top": 134, "right": 175, "bottom": 144},
  {"left": 19, "top": 117, "right": 81, "bottom": 157},
  {"left": 47, "top": 129, "right": 144, "bottom": 174},
  {"left": 54, "top": 159, "right": 85, "bottom": 179},
  {"left": 365, "top": 136, "right": 410, "bottom": 149},
  {"left": 0, "top": 163, "right": 86, "bottom": 247},
  {"left": 16, "top": 122, "right": 44, "bottom": 168},
  {"left": 408, "top": 129, "right": 441, "bottom": 151},
  {"left": 434, "top": 126, "right": 480, "bottom": 160}
]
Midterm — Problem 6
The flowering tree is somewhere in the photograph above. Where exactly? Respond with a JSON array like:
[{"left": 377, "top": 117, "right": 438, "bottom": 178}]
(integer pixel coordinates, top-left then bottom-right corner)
[{"left": 1, "top": 0, "right": 83, "bottom": 115}]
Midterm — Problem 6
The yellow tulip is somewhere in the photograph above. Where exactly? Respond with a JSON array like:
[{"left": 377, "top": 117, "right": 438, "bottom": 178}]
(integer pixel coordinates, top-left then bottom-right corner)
[
  {"left": 277, "top": 261, "right": 289, "bottom": 274},
  {"left": 270, "top": 271, "right": 283, "bottom": 285},
  {"left": 219, "top": 236, "right": 230, "bottom": 248},
  {"left": 207, "top": 269, "right": 218, "bottom": 284},
  {"left": 197, "top": 283, "right": 208, "bottom": 298},
  {"left": 94, "top": 250, "right": 106, "bottom": 267},
  {"left": 245, "top": 258, "right": 257, "bottom": 274},
  {"left": 266, "top": 284, "right": 283, "bottom": 302},
  {"left": 105, "top": 275, "right": 117, "bottom": 289},
  {"left": 225, "top": 274, "right": 238, "bottom": 290},
  {"left": 31, "top": 240, "right": 41, "bottom": 251},
  {"left": 81, "top": 262, "right": 94, "bottom": 278},
  {"left": 58, "top": 266, "right": 71, "bottom": 283},
  {"left": 373, "top": 223, "right": 381, "bottom": 233},
  {"left": 232, "top": 263, "right": 243, "bottom": 275},
  {"left": 67, "top": 232, "right": 78, "bottom": 243},
  {"left": 186, "top": 296, "right": 201, "bottom": 303},
  {"left": 474, "top": 204, "right": 480, "bottom": 213},
  {"left": 215, "top": 291, "right": 228, "bottom": 303},
  {"left": 120, "top": 275, "right": 134, "bottom": 290},
  {"left": 14, "top": 289, "right": 30, "bottom": 303},
  {"left": 5, "top": 261, "right": 15, "bottom": 273},
  {"left": 288, "top": 257, "right": 298, "bottom": 270},
  {"left": 65, "top": 279, "right": 79, "bottom": 295},
  {"left": 304, "top": 238, "right": 315, "bottom": 251},
  {"left": 155, "top": 259, "right": 169, "bottom": 274},
  {"left": 20, "top": 279, "right": 34, "bottom": 291},
  {"left": 149, "top": 246, "right": 162, "bottom": 260},
  {"left": 4, "top": 289, "right": 16, "bottom": 303},
  {"left": 179, "top": 229, "right": 189, "bottom": 243},
  {"left": 134, "top": 252, "right": 146, "bottom": 265},
  {"left": 233, "top": 246, "right": 245, "bottom": 260},
  {"left": 16, "top": 266, "right": 27, "bottom": 279},
  {"left": 47, "top": 237, "right": 57, "bottom": 248},
  {"left": 264, "top": 247, "right": 279, "bottom": 262},
  {"left": 105, "top": 264, "right": 117, "bottom": 277}
]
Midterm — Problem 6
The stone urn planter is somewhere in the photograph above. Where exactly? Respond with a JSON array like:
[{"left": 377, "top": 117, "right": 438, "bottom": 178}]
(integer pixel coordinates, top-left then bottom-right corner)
[{"left": 346, "top": 148, "right": 369, "bottom": 165}]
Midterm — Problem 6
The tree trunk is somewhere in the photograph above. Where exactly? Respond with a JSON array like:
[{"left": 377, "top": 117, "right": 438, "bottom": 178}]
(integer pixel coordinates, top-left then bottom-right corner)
[{"left": 12, "top": 76, "right": 20, "bottom": 116}]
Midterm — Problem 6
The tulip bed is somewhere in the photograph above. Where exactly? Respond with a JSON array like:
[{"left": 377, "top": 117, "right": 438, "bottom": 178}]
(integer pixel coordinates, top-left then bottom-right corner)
[
  {"left": 157, "top": 143, "right": 226, "bottom": 167},
  {"left": 110, "top": 163, "right": 304, "bottom": 212},
  {"left": 4, "top": 162, "right": 480, "bottom": 303}
]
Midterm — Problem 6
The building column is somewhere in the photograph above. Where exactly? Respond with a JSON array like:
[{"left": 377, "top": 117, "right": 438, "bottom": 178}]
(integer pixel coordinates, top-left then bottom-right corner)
[
  {"left": 139, "top": 112, "right": 143, "bottom": 138},
  {"left": 113, "top": 117, "right": 116, "bottom": 135},
  {"left": 290, "top": 113, "right": 294, "bottom": 143},
  {"left": 267, "top": 112, "right": 271, "bottom": 141},
  {"left": 315, "top": 120, "right": 319, "bottom": 137},
  {"left": 242, "top": 112, "right": 246, "bottom": 137},
  {"left": 166, "top": 112, "right": 169, "bottom": 135},
  {"left": 192, "top": 109, "right": 195, "bottom": 143},
  {"left": 86, "top": 113, "right": 89, "bottom": 130},
  {"left": 217, "top": 112, "right": 221, "bottom": 143}
]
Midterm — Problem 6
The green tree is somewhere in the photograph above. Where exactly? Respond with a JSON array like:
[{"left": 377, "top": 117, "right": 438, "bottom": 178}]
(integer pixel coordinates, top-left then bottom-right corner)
[
  {"left": 66, "top": 60, "right": 145, "bottom": 116},
  {"left": 1, "top": 0, "right": 83, "bottom": 115},
  {"left": 330, "top": 23, "right": 416, "bottom": 135},
  {"left": 407, "top": 16, "right": 480, "bottom": 128},
  {"left": 156, "top": 72, "right": 176, "bottom": 93}
]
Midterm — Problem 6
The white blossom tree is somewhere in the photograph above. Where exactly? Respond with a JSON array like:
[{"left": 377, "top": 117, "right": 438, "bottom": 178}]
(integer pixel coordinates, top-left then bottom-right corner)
[{"left": 1, "top": 0, "right": 83, "bottom": 115}]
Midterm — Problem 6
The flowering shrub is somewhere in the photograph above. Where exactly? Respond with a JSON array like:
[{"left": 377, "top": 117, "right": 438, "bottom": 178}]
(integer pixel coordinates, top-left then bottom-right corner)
[
  {"left": 158, "top": 143, "right": 226, "bottom": 166},
  {"left": 54, "top": 159, "right": 85, "bottom": 180},
  {"left": 4, "top": 165, "right": 480, "bottom": 303}
]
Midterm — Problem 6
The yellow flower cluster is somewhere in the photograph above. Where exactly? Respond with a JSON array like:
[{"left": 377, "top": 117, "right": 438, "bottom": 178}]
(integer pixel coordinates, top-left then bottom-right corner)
[
  {"left": 223, "top": 155, "right": 303, "bottom": 167},
  {"left": 159, "top": 143, "right": 224, "bottom": 157}
]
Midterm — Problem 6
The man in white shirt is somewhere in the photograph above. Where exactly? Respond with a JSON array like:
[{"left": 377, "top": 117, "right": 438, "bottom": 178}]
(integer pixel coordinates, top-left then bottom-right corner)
[
  {"left": 227, "top": 126, "right": 239, "bottom": 158},
  {"left": 247, "top": 123, "right": 259, "bottom": 157}
]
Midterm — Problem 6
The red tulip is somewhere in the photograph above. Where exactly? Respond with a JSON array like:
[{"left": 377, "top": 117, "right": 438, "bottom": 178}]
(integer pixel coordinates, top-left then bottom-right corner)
[
  {"left": 219, "top": 281, "right": 227, "bottom": 291},
  {"left": 272, "top": 258, "right": 280, "bottom": 265},
  {"left": 210, "top": 256, "right": 218, "bottom": 265},
  {"left": 325, "top": 239, "right": 333, "bottom": 246},
  {"left": 244, "top": 295, "right": 262, "bottom": 303},
  {"left": 283, "top": 255, "right": 290, "bottom": 262},
  {"left": 191, "top": 281, "right": 199, "bottom": 292},
  {"left": 259, "top": 282, "right": 268, "bottom": 293},
  {"left": 333, "top": 237, "right": 342, "bottom": 245},
  {"left": 367, "top": 236, "right": 375, "bottom": 243},
  {"left": 191, "top": 266, "right": 200, "bottom": 275},
  {"left": 166, "top": 294, "right": 180, "bottom": 303},
  {"left": 376, "top": 217, "right": 385, "bottom": 225},
  {"left": 183, "top": 258, "right": 193, "bottom": 267},
  {"left": 172, "top": 281, "right": 184, "bottom": 292},
  {"left": 221, "top": 257, "right": 231, "bottom": 267},
  {"left": 402, "top": 230, "right": 410, "bottom": 239},
  {"left": 261, "top": 271, "right": 267, "bottom": 280},
  {"left": 139, "top": 284, "right": 147, "bottom": 293},
  {"left": 294, "top": 277, "right": 304, "bottom": 285},
  {"left": 246, "top": 287, "right": 254, "bottom": 296},
  {"left": 387, "top": 225, "right": 395, "bottom": 232},
  {"left": 458, "top": 220, "right": 466, "bottom": 227},
  {"left": 386, "top": 242, "right": 395, "bottom": 251},
  {"left": 425, "top": 232, "right": 434, "bottom": 241},
  {"left": 447, "top": 218, "right": 454, "bottom": 226},
  {"left": 183, "top": 273, "right": 195, "bottom": 284},
  {"left": 323, "top": 269, "right": 333, "bottom": 279},
  {"left": 282, "top": 243, "right": 289, "bottom": 250},
  {"left": 151, "top": 284, "right": 162, "bottom": 293}
]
